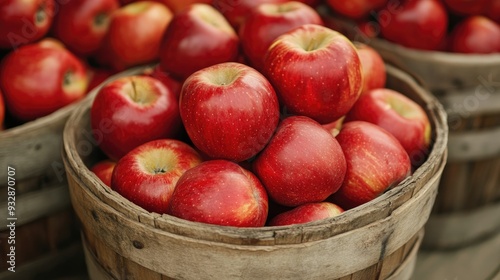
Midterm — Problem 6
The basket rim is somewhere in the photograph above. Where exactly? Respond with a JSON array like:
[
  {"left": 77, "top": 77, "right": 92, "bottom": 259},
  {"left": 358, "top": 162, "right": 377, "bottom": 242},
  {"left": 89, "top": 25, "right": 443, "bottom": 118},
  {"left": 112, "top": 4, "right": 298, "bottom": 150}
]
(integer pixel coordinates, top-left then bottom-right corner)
[{"left": 63, "top": 64, "right": 448, "bottom": 241}]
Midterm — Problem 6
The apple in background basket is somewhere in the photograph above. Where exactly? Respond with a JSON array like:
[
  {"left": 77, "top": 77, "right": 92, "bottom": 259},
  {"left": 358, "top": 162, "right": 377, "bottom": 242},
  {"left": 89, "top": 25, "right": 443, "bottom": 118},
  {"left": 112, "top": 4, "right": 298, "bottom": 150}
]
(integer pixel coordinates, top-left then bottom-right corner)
[
  {"left": 90, "top": 75, "right": 181, "bottom": 160},
  {"left": 212, "top": 0, "right": 288, "bottom": 29},
  {"left": 253, "top": 116, "right": 347, "bottom": 207},
  {"left": 448, "top": 16, "right": 500, "bottom": 54},
  {"left": 95, "top": 1, "right": 173, "bottom": 71},
  {"left": 90, "top": 160, "right": 116, "bottom": 187},
  {"left": 159, "top": 4, "right": 239, "bottom": 80},
  {"left": 86, "top": 67, "right": 116, "bottom": 94},
  {"left": 180, "top": 62, "right": 280, "bottom": 162},
  {"left": 238, "top": 1, "right": 323, "bottom": 71},
  {"left": 112, "top": 139, "right": 202, "bottom": 214},
  {"left": 268, "top": 202, "right": 344, "bottom": 226},
  {"left": 0, "top": 89, "right": 5, "bottom": 129},
  {"left": 345, "top": 88, "right": 431, "bottom": 165},
  {"left": 167, "top": 160, "right": 268, "bottom": 227},
  {"left": 356, "top": 43, "right": 386, "bottom": 94},
  {"left": 0, "top": 0, "right": 54, "bottom": 49},
  {"left": 484, "top": 0, "right": 500, "bottom": 23},
  {"left": 443, "top": 0, "right": 489, "bottom": 16},
  {"left": 325, "top": 0, "right": 388, "bottom": 20},
  {"left": 0, "top": 39, "right": 88, "bottom": 122},
  {"left": 329, "top": 121, "right": 411, "bottom": 210},
  {"left": 51, "top": 0, "right": 119, "bottom": 57},
  {"left": 379, "top": 0, "right": 448, "bottom": 51},
  {"left": 265, "top": 24, "right": 363, "bottom": 124}
]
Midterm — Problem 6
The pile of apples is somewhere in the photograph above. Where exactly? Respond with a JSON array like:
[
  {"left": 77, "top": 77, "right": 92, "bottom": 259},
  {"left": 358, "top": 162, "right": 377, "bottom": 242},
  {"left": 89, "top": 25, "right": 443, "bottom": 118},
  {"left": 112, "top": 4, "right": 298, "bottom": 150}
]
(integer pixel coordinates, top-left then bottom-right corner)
[
  {"left": 325, "top": 0, "right": 500, "bottom": 53},
  {"left": 86, "top": 1, "right": 432, "bottom": 228}
]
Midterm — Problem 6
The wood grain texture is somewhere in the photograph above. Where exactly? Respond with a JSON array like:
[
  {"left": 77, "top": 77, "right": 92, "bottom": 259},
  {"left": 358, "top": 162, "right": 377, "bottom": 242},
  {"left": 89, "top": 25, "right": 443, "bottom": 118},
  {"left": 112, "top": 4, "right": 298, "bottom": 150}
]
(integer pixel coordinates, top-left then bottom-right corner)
[{"left": 62, "top": 65, "right": 448, "bottom": 279}]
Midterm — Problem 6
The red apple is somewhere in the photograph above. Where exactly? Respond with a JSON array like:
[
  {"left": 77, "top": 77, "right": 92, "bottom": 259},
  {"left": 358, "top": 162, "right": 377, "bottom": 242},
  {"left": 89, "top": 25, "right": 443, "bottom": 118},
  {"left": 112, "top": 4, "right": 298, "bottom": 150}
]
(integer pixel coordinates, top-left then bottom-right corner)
[
  {"left": 90, "top": 159, "right": 116, "bottom": 187},
  {"left": 326, "top": 0, "right": 388, "bottom": 20},
  {"left": 345, "top": 88, "right": 431, "bottom": 165},
  {"left": 449, "top": 16, "right": 500, "bottom": 54},
  {"left": 356, "top": 43, "right": 386, "bottom": 94},
  {"left": 167, "top": 160, "right": 268, "bottom": 227},
  {"left": 212, "top": 0, "right": 288, "bottom": 29},
  {"left": 95, "top": 1, "right": 173, "bottom": 71},
  {"left": 0, "top": 40, "right": 88, "bottom": 121},
  {"left": 90, "top": 75, "right": 181, "bottom": 160},
  {"left": 443, "top": 0, "right": 489, "bottom": 16},
  {"left": 253, "top": 116, "right": 347, "bottom": 207},
  {"left": 112, "top": 139, "right": 202, "bottom": 213},
  {"left": 485, "top": 0, "right": 500, "bottom": 23},
  {"left": 329, "top": 121, "right": 411, "bottom": 209},
  {"left": 379, "top": 0, "right": 448, "bottom": 51},
  {"left": 269, "top": 202, "right": 344, "bottom": 226},
  {"left": 143, "top": 65, "right": 182, "bottom": 99},
  {"left": 238, "top": 1, "right": 323, "bottom": 71},
  {"left": 159, "top": 4, "right": 239, "bottom": 80},
  {"left": 265, "top": 24, "right": 362, "bottom": 124},
  {"left": 0, "top": 0, "right": 55, "bottom": 49},
  {"left": 158, "top": 0, "right": 212, "bottom": 13},
  {"left": 51, "top": 0, "right": 119, "bottom": 56},
  {"left": 180, "top": 62, "right": 280, "bottom": 162},
  {"left": 0, "top": 89, "right": 5, "bottom": 128}
]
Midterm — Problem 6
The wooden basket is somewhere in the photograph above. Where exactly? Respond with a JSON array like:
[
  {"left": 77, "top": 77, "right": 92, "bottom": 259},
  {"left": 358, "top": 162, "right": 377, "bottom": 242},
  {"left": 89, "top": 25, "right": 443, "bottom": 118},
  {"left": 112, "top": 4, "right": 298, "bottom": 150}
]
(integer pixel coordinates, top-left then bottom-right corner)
[
  {"left": 322, "top": 12, "right": 500, "bottom": 250},
  {"left": 367, "top": 38, "right": 500, "bottom": 250},
  {"left": 62, "top": 64, "right": 447, "bottom": 280},
  {"left": 0, "top": 97, "right": 82, "bottom": 277}
]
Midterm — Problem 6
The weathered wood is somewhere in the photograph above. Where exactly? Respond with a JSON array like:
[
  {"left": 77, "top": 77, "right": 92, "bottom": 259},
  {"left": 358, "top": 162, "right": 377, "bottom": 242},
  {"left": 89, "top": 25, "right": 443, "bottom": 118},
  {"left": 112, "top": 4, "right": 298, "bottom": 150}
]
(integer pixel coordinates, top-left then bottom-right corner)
[
  {"left": 0, "top": 182, "right": 70, "bottom": 230},
  {"left": 414, "top": 232, "right": 500, "bottom": 280},
  {"left": 63, "top": 65, "right": 448, "bottom": 279},
  {"left": 423, "top": 201, "right": 500, "bottom": 249}
]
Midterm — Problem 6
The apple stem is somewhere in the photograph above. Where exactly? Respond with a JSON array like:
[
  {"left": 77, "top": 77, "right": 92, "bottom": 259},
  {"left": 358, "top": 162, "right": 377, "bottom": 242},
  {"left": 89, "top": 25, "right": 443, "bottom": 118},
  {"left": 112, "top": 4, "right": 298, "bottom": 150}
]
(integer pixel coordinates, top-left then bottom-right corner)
[
  {"left": 153, "top": 168, "right": 166, "bottom": 174},
  {"left": 306, "top": 38, "right": 317, "bottom": 52}
]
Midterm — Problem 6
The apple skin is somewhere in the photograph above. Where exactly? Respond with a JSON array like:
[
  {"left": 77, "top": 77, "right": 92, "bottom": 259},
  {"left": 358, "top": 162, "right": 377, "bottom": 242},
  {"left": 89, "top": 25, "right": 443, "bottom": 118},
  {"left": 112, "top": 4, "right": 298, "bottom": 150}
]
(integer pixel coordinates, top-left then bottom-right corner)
[
  {"left": 143, "top": 65, "right": 182, "bottom": 100},
  {"left": 485, "top": 0, "right": 500, "bottom": 23},
  {"left": 380, "top": 0, "right": 448, "bottom": 51},
  {"left": 0, "top": 89, "right": 5, "bottom": 129},
  {"left": 264, "top": 24, "right": 363, "bottom": 124},
  {"left": 0, "top": 40, "right": 88, "bottom": 122},
  {"left": 0, "top": 0, "right": 55, "bottom": 49},
  {"left": 167, "top": 160, "right": 268, "bottom": 227},
  {"left": 329, "top": 121, "right": 411, "bottom": 210},
  {"left": 356, "top": 43, "right": 386, "bottom": 94},
  {"left": 238, "top": 1, "right": 323, "bottom": 71},
  {"left": 95, "top": 1, "right": 173, "bottom": 71},
  {"left": 212, "top": 0, "right": 288, "bottom": 29},
  {"left": 345, "top": 88, "right": 431, "bottom": 165},
  {"left": 112, "top": 139, "right": 202, "bottom": 213},
  {"left": 51, "top": 0, "right": 119, "bottom": 57},
  {"left": 268, "top": 202, "right": 344, "bottom": 226},
  {"left": 326, "top": 0, "right": 388, "bottom": 20},
  {"left": 443, "top": 0, "right": 489, "bottom": 16},
  {"left": 449, "top": 16, "right": 500, "bottom": 54},
  {"left": 322, "top": 116, "right": 344, "bottom": 137},
  {"left": 253, "top": 116, "right": 347, "bottom": 207},
  {"left": 159, "top": 4, "right": 239, "bottom": 80},
  {"left": 87, "top": 67, "right": 117, "bottom": 93},
  {"left": 90, "top": 159, "right": 116, "bottom": 187},
  {"left": 90, "top": 75, "right": 181, "bottom": 160},
  {"left": 180, "top": 62, "right": 280, "bottom": 162}
]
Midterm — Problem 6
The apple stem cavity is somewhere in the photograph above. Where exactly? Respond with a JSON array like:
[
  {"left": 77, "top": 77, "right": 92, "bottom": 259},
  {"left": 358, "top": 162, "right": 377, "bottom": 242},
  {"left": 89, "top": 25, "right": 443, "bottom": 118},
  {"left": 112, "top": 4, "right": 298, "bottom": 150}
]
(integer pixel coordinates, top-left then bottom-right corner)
[
  {"left": 94, "top": 12, "right": 108, "bottom": 27},
  {"left": 63, "top": 71, "right": 73, "bottom": 87},
  {"left": 35, "top": 4, "right": 47, "bottom": 25},
  {"left": 206, "top": 67, "right": 240, "bottom": 86}
]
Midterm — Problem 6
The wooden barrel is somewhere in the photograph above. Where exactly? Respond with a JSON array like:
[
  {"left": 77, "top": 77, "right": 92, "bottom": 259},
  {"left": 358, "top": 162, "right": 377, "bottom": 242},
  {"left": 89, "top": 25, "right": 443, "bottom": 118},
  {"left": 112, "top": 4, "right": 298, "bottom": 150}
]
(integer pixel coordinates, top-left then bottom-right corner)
[
  {"left": 365, "top": 39, "right": 500, "bottom": 250},
  {"left": 62, "top": 64, "right": 448, "bottom": 280},
  {"left": 0, "top": 98, "right": 82, "bottom": 277}
]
